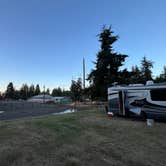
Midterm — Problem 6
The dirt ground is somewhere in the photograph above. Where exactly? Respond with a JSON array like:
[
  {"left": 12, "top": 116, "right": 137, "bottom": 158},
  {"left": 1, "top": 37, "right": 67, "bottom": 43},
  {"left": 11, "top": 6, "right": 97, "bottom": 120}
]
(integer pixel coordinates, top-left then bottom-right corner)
[{"left": 0, "top": 108, "right": 166, "bottom": 166}]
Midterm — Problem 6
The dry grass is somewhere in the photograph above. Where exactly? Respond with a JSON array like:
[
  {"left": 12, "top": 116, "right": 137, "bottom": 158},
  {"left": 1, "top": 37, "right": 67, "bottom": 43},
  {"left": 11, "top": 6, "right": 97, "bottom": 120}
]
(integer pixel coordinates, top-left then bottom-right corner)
[{"left": 0, "top": 108, "right": 166, "bottom": 166}]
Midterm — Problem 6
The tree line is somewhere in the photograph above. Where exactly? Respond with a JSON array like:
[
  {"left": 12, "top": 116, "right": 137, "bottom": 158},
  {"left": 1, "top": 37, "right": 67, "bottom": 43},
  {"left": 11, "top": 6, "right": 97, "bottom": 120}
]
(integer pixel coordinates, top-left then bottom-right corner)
[
  {"left": 0, "top": 80, "right": 82, "bottom": 101},
  {"left": 0, "top": 83, "right": 71, "bottom": 100}
]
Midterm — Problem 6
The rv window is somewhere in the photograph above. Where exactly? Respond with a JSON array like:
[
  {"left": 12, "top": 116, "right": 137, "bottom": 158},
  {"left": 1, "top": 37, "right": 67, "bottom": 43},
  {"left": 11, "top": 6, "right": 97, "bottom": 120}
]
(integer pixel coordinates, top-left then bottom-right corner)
[{"left": 150, "top": 89, "right": 166, "bottom": 101}]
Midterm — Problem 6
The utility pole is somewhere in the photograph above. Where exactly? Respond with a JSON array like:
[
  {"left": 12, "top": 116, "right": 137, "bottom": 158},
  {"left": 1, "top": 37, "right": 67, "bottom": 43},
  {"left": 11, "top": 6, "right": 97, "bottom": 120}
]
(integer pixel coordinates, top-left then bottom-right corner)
[
  {"left": 83, "top": 58, "right": 85, "bottom": 89},
  {"left": 43, "top": 85, "right": 45, "bottom": 103}
]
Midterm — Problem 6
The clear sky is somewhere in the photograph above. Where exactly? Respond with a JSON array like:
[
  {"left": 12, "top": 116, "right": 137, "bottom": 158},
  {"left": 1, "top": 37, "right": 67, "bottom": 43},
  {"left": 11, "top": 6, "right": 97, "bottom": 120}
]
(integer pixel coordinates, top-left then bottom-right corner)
[{"left": 0, "top": 0, "right": 166, "bottom": 92}]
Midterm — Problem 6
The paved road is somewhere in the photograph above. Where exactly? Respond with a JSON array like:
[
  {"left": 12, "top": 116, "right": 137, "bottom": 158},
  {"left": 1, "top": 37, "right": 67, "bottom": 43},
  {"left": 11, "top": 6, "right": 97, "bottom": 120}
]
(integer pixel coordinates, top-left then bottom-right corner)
[{"left": 0, "top": 101, "right": 71, "bottom": 120}]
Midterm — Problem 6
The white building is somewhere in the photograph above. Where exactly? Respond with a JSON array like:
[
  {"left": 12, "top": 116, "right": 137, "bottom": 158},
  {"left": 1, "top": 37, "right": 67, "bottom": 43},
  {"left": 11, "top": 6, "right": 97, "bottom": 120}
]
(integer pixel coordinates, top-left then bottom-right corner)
[{"left": 27, "top": 94, "right": 54, "bottom": 103}]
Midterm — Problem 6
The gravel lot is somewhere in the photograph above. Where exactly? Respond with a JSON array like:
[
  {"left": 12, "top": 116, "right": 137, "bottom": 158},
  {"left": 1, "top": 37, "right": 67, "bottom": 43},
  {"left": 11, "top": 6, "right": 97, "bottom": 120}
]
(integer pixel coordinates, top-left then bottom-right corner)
[{"left": 0, "top": 101, "right": 70, "bottom": 120}]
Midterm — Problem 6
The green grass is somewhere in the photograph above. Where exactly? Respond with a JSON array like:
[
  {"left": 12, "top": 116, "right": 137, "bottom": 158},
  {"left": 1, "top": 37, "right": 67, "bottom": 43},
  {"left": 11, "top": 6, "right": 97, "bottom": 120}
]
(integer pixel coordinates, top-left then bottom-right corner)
[
  {"left": 0, "top": 108, "right": 166, "bottom": 166},
  {"left": 34, "top": 115, "right": 82, "bottom": 143}
]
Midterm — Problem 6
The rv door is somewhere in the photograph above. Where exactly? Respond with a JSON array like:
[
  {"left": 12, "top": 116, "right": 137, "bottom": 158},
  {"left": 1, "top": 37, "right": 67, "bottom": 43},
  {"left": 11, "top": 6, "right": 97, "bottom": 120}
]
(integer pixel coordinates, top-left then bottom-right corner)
[{"left": 118, "top": 90, "right": 129, "bottom": 116}]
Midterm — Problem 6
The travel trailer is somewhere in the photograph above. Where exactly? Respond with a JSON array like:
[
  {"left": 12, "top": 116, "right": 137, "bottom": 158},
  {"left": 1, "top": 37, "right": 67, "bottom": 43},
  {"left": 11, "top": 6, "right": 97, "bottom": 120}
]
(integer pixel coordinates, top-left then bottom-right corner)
[{"left": 108, "top": 81, "right": 166, "bottom": 120}]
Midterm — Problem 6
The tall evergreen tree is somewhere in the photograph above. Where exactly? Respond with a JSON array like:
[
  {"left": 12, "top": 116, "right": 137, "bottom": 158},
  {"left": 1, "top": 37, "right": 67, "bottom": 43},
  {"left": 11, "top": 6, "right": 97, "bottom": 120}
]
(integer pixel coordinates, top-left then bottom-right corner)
[
  {"left": 29, "top": 84, "right": 35, "bottom": 97},
  {"left": 35, "top": 84, "right": 41, "bottom": 95},
  {"left": 52, "top": 88, "right": 57, "bottom": 97},
  {"left": 14, "top": 90, "right": 20, "bottom": 100},
  {"left": 70, "top": 78, "right": 82, "bottom": 101},
  {"left": 62, "top": 90, "right": 71, "bottom": 97},
  {"left": 118, "top": 68, "right": 132, "bottom": 85},
  {"left": 140, "top": 56, "right": 153, "bottom": 83},
  {"left": 5, "top": 82, "right": 15, "bottom": 99},
  {"left": 20, "top": 84, "right": 29, "bottom": 100},
  {"left": 52, "top": 87, "right": 62, "bottom": 96},
  {"left": 163, "top": 66, "right": 166, "bottom": 80},
  {"left": 87, "top": 26, "right": 128, "bottom": 100},
  {"left": 0, "top": 92, "right": 2, "bottom": 100},
  {"left": 130, "top": 65, "right": 142, "bottom": 83}
]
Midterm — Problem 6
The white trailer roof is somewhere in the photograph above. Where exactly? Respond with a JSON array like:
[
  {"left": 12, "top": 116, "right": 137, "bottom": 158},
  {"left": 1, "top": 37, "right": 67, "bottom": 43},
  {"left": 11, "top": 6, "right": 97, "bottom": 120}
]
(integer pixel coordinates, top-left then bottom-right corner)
[{"left": 108, "top": 83, "right": 166, "bottom": 92}]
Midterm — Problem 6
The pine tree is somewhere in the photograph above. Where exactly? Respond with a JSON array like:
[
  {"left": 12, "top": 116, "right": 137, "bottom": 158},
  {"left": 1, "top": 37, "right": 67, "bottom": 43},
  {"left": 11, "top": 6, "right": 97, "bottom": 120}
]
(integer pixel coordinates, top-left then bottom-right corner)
[
  {"left": 5, "top": 82, "right": 15, "bottom": 99},
  {"left": 29, "top": 84, "right": 35, "bottom": 97},
  {"left": 70, "top": 78, "right": 82, "bottom": 101},
  {"left": 118, "top": 68, "right": 132, "bottom": 85},
  {"left": 52, "top": 87, "right": 62, "bottom": 96},
  {"left": 87, "top": 26, "right": 128, "bottom": 100},
  {"left": 20, "top": 84, "right": 29, "bottom": 100},
  {"left": 35, "top": 84, "right": 41, "bottom": 95},
  {"left": 130, "top": 65, "right": 142, "bottom": 83},
  {"left": 0, "top": 92, "right": 2, "bottom": 100},
  {"left": 140, "top": 56, "right": 153, "bottom": 83}
]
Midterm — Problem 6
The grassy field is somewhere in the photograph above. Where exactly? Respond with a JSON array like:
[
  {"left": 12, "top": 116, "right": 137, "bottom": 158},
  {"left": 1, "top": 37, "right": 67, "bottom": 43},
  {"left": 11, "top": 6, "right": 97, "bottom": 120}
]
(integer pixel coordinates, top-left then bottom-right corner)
[{"left": 0, "top": 108, "right": 166, "bottom": 166}]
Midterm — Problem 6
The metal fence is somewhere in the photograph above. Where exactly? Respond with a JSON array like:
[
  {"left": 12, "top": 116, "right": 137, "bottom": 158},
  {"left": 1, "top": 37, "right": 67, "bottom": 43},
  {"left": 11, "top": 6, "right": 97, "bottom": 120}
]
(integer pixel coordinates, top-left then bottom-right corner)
[{"left": 0, "top": 101, "right": 59, "bottom": 112}]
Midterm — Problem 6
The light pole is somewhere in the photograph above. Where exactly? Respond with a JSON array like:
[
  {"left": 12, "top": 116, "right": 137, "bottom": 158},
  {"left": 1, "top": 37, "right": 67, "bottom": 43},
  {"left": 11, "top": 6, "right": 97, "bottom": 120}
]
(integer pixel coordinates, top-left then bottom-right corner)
[
  {"left": 43, "top": 85, "right": 45, "bottom": 103},
  {"left": 83, "top": 58, "right": 85, "bottom": 89}
]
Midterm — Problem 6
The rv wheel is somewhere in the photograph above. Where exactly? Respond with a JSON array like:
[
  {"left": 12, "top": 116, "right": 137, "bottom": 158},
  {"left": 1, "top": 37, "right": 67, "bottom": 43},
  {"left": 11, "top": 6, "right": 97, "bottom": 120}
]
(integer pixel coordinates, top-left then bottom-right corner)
[{"left": 140, "top": 111, "right": 147, "bottom": 120}]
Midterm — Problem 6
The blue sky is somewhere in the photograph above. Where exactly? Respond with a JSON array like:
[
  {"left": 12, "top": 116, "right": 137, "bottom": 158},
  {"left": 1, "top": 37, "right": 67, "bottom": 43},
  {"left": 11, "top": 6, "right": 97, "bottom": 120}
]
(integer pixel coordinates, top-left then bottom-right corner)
[{"left": 0, "top": 0, "right": 166, "bottom": 92}]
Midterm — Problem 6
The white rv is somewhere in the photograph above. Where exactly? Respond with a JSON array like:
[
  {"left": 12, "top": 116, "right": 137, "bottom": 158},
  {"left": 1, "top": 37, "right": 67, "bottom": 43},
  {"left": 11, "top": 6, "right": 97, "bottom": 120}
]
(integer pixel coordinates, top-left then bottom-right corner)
[{"left": 108, "top": 81, "right": 166, "bottom": 120}]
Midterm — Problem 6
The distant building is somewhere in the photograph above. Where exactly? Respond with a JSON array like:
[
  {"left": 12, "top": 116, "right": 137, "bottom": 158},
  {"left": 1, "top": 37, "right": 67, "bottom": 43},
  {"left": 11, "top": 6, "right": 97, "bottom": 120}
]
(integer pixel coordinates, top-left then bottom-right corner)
[
  {"left": 28, "top": 95, "right": 72, "bottom": 104},
  {"left": 27, "top": 94, "right": 53, "bottom": 103},
  {"left": 53, "top": 96, "right": 72, "bottom": 104}
]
